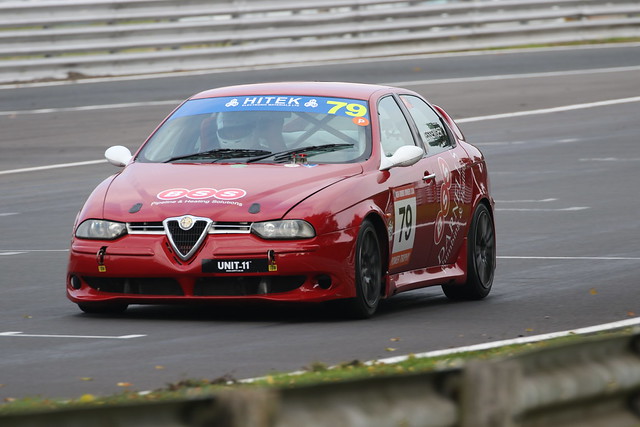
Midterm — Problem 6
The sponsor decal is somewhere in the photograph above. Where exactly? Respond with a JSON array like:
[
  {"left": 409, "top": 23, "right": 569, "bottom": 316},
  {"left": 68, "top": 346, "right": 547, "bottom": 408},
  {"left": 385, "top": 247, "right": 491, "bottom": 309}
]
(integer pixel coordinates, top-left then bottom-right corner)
[
  {"left": 304, "top": 99, "right": 319, "bottom": 108},
  {"left": 434, "top": 152, "right": 467, "bottom": 265},
  {"left": 156, "top": 188, "right": 246, "bottom": 201},
  {"left": 202, "top": 258, "right": 269, "bottom": 273},
  {"left": 434, "top": 157, "right": 451, "bottom": 245},
  {"left": 353, "top": 117, "right": 370, "bottom": 127},
  {"left": 170, "top": 96, "right": 369, "bottom": 121},
  {"left": 390, "top": 184, "right": 417, "bottom": 268},
  {"left": 152, "top": 188, "right": 247, "bottom": 207}
]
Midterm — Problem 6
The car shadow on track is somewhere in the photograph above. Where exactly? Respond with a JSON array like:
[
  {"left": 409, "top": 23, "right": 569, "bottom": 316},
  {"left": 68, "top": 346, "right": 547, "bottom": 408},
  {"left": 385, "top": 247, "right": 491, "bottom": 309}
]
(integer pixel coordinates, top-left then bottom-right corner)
[{"left": 70, "top": 288, "right": 472, "bottom": 323}]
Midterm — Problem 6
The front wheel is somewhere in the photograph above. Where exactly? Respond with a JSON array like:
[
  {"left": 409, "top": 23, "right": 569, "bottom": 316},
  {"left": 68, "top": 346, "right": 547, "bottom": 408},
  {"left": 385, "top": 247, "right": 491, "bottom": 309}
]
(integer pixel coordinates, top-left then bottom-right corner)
[
  {"left": 442, "top": 203, "right": 495, "bottom": 300},
  {"left": 343, "top": 220, "right": 383, "bottom": 319}
]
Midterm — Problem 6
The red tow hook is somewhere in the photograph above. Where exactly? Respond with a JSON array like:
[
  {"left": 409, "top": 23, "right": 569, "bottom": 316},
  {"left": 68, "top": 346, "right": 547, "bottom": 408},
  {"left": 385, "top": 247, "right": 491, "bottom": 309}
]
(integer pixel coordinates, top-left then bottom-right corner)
[
  {"left": 96, "top": 246, "right": 107, "bottom": 272},
  {"left": 267, "top": 249, "right": 277, "bottom": 272}
]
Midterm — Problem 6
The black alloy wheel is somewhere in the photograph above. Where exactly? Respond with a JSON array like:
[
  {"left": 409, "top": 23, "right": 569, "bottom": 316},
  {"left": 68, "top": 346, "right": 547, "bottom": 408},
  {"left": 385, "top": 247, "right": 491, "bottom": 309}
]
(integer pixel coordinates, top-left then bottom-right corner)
[
  {"left": 443, "top": 203, "right": 495, "bottom": 300},
  {"left": 344, "top": 220, "right": 383, "bottom": 318}
]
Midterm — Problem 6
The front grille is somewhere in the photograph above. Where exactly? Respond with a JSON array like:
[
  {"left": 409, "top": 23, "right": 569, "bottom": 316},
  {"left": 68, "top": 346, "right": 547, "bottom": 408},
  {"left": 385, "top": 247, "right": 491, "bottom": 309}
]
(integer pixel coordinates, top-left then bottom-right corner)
[
  {"left": 210, "top": 222, "right": 251, "bottom": 234},
  {"left": 128, "top": 221, "right": 250, "bottom": 235},
  {"left": 163, "top": 216, "right": 212, "bottom": 260},
  {"left": 126, "top": 217, "right": 252, "bottom": 261},
  {"left": 84, "top": 277, "right": 183, "bottom": 295},
  {"left": 128, "top": 222, "right": 164, "bottom": 234},
  {"left": 194, "top": 276, "right": 305, "bottom": 296}
]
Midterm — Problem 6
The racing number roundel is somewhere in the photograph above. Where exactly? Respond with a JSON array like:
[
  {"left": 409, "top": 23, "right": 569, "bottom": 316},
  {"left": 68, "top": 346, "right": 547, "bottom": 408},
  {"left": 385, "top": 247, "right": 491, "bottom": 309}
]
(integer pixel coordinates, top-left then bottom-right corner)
[{"left": 390, "top": 184, "right": 417, "bottom": 268}]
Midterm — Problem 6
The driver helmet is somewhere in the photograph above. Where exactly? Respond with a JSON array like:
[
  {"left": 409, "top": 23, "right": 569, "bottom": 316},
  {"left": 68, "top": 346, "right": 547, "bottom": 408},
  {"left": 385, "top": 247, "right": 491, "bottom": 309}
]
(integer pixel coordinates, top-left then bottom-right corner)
[{"left": 216, "top": 112, "right": 258, "bottom": 149}]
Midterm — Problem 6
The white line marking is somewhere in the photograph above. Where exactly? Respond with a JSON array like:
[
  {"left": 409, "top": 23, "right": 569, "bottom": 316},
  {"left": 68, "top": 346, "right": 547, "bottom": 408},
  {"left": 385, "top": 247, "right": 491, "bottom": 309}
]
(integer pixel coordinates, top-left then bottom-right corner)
[
  {"left": 476, "top": 142, "right": 527, "bottom": 147},
  {"left": 476, "top": 137, "right": 579, "bottom": 146},
  {"left": 0, "top": 212, "right": 18, "bottom": 217},
  {"left": 0, "top": 249, "right": 68, "bottom": 256},
  {"left": 374, "top": 317, "right": 640, "bottom": 366},
  {"left": 457, "top": 96, "right": 640, "bottom": 123},
  {"left": 580, "top": 157, "right": 640, "bottom": 162},
  {"left": 498, "top": 256, "right": 640, "bottom": 260},
  {"left": 388, "top": 65, "right": 640, "bottom": 87},
  {"left": 496, "top": 198, "right": 557, "bottom": 203},
  {"left": 241, "top": 316, "right": 640, "bottom": 386},
  {"left": 496, "top": 207, "right": 589, "bottom": 212},
  {"left": 0, "top": 100, "right": 180, "bottom": 117},
  {"left": 0, "top": 331, "right": 146, "bottom": 339},
  {"left": 0, "top": 159, "right": 107, "bottom": 176}
]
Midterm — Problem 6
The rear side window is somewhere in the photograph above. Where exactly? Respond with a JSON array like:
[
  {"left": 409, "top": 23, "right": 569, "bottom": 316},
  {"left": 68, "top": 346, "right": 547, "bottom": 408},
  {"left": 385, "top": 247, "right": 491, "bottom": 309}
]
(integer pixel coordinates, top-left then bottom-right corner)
[{"left": 400, "top": 95, "right": 451, "bottom": 155}]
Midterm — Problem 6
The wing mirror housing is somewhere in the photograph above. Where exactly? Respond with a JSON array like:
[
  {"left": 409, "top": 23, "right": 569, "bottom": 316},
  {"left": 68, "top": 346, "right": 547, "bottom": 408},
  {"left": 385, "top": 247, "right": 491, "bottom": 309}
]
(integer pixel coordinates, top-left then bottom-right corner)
[
  {"left": 105, "top": 145, "right": 133, "bottom": 167},
  {"left": 379, "top": 145, "right": 424, "bottom": 171}
]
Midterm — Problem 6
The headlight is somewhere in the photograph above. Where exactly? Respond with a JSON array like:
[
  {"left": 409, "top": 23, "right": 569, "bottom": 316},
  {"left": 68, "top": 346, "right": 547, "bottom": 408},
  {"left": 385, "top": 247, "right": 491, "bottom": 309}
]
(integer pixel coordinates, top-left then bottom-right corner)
[
  {"left": 251, "top": 220, "right": 315, "bottom": 240},
  {"left": 75, "top": 219, "right": 127, "bottom": 240}
]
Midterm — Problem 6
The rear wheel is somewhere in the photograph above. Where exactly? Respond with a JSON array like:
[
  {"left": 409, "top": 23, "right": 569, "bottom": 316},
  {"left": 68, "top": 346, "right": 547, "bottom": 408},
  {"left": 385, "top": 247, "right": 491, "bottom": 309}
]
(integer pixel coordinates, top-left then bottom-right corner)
[
  {"left": 343, "top": 220, "right": 382, "bottom": 319},
  {"left": 78, "top": 303, "right": 128, "bottom": 314},
  {"left": 443, "top": 203, "right": 495, "bottom": 300}
]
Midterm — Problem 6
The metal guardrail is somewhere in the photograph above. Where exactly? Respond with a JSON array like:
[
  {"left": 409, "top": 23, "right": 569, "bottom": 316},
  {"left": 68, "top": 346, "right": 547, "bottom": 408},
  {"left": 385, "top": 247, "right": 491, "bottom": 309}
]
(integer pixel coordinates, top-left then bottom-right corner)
[
  {"left": 2, "top": 327, "right": 640, "bottom": 426},
  {"left": 0, "top": 0, "right": 639, "bottom": 83}
]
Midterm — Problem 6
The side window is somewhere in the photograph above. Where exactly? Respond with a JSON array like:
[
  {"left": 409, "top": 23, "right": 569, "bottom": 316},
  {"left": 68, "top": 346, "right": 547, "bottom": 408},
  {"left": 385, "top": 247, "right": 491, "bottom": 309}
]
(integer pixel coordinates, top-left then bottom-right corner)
[
  {"left": 400, "top": 95, "right": 451, "bottom": 155},
  {"left": 378, "top": 96, "right": 417, "bottom": 157}
]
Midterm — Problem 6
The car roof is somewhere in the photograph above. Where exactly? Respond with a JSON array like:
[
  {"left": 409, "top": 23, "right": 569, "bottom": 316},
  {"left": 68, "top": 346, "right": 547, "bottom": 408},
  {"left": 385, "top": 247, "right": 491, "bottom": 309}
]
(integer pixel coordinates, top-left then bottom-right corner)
[{"left": 190, "top": 81, "right": 397, "bottom": 100}]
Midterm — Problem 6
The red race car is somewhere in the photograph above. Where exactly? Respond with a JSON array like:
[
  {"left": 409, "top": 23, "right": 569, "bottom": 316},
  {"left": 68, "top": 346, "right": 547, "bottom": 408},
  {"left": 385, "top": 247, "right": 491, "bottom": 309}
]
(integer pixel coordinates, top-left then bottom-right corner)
[{"left": 67, "top": 82, "right": 495, "bottom": 318}]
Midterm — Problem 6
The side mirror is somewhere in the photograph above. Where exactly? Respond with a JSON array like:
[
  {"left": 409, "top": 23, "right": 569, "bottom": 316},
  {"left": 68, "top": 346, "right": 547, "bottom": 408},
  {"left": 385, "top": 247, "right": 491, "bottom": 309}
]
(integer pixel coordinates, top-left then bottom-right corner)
[
  {"left": 379, "top": 145, "right": 424, "bottom": 171},
  {"left": 105, "top": 145, "right": 133, "bottom": 167}
]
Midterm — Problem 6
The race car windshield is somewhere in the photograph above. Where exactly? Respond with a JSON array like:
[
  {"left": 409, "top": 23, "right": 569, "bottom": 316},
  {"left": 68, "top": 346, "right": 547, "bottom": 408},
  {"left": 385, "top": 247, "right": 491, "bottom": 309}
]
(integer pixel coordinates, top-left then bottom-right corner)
[{"left": 137, "top": 95, "right": 372, "bottom": 164}]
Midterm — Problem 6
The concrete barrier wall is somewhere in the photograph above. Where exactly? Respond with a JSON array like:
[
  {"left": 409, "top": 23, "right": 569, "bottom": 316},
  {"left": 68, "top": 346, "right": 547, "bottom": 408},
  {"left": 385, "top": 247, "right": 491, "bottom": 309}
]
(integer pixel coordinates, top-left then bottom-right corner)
[{"left": 1, "top": 0, "right": 639, "bottom": 83}]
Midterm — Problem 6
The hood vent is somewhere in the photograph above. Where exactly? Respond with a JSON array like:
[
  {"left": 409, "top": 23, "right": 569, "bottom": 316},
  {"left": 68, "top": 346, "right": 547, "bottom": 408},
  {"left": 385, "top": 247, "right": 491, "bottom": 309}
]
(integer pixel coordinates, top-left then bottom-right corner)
[{"left": 163, "top": 216, "right": 212, "bottom": 261}]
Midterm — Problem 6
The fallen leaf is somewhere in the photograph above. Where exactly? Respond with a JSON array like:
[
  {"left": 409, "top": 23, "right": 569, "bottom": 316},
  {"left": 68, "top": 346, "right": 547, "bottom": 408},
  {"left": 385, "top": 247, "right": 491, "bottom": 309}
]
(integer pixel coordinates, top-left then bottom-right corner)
[
  {"left": 117, "top": 382, "right": 133, "bottom": 387},
  {"left": 154, "top": 365, "right": 165, "bottom": 370},
  {"left": 525, "top": 328, "right": 534, "bottom": 332},
  {"left": 80, "top": 377, "right": 93, "bottom": 382},
  {"left": 628, "top": 312, "right": 636, "bottom": 317},
  {"left": 590, "top": 288, "right": 598, "bottom": 295},
  {"left": 385, "top": 347, "right": 397, "bottom": 352},
  {"left": 390, "top": 337, "right": 400, "bottom": 342},
  {"left": 78, "top": 394, "right": 95, "bottom": 403}
]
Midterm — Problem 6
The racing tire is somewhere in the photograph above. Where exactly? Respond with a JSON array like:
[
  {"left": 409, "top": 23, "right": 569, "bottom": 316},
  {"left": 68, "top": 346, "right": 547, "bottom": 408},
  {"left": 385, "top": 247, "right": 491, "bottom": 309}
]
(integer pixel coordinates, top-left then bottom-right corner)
[
  {"left": 442, "top": 203, "right": 495, "bottom": 300},
  {"left": 78, "top": 303, "right": 128, "bottom": 314},
  {"left": 343, "top": 220, "right": 383, "bottom": 319}
]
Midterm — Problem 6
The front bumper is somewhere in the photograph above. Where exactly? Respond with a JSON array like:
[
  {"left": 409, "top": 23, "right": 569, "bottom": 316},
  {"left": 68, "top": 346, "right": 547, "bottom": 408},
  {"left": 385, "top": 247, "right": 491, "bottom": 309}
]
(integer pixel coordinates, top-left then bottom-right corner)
[{"left": 67, "top": 230, "right": 358, "bottom": 306}]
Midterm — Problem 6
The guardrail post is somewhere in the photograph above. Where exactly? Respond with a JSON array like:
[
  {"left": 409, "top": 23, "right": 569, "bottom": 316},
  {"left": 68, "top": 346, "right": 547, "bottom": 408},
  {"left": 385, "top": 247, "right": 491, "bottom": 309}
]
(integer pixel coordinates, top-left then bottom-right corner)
[{"left": 460, "top": 359, "right": 521, "bottom": 427}]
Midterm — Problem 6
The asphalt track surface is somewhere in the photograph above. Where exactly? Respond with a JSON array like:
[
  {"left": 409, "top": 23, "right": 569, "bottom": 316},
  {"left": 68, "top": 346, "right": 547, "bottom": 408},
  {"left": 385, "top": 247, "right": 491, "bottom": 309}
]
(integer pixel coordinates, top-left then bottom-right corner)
[{"left": 1, "top": 44, "right": 639, "bottom": 401}]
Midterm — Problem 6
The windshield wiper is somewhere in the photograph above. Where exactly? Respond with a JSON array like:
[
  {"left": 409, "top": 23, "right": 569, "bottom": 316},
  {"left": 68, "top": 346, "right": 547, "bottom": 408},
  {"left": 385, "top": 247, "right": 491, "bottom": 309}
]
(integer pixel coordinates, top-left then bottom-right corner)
[
  {"left": 246, "top": 144, "right": 354, "bottom": 163},
  {"left": 164, "top": 148, "right": 271, "bottom": 163}
]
